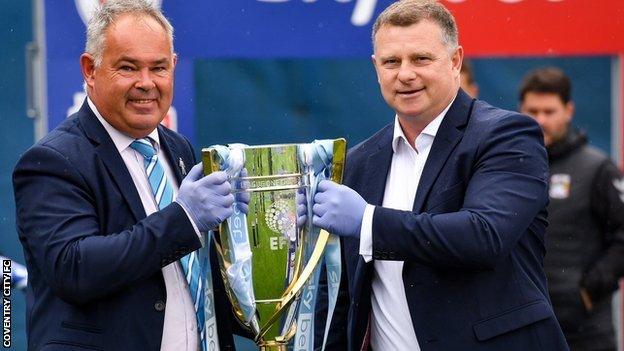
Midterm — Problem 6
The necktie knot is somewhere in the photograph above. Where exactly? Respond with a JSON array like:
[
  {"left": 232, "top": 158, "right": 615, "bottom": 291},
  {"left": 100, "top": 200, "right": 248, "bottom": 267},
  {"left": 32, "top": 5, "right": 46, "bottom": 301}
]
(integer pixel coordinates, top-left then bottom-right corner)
[{"left": 130, "top": 138, "right": 156, "bottom": 160}]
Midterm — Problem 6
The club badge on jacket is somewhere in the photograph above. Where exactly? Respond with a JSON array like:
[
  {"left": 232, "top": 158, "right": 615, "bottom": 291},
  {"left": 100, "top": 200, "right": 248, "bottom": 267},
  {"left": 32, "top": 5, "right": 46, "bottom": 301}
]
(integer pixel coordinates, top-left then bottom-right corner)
[{"left": 550, "top": 173, "right": 571, "bottom": 199}]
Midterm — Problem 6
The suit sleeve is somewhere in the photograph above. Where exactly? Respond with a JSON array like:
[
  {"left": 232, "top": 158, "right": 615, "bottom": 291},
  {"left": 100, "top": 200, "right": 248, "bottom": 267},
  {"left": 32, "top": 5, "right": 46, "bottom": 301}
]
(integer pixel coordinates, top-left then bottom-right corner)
[
  {"left": 13, "top": 144, "right": 202, "bottom": 305},
  {"left": 372, "top": 114, "right": 549, "bottom": 269},
  {"left": 581, "top": 160, "right": 624, "bottom": 300}
]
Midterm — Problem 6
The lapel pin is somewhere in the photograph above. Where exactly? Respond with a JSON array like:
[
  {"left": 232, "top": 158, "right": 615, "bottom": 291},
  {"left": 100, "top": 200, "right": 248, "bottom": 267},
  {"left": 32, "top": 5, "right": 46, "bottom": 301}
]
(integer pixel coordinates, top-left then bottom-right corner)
[{"left": 179, "top": 158, "right": 187, "bottom": 176}]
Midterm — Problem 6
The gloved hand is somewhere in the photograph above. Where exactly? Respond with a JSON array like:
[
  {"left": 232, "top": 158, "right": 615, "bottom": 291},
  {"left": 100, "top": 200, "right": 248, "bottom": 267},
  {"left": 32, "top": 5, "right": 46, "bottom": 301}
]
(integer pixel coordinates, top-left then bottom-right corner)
[
  {"left": 296, "top": 189, "right": 308, "bottom": 228},
  {"left": 312, "top": 180, "right": 367, "bottom": 238},
  {"left": 176, "top": 163, "right": 234, "bottom": 232},
  {"left": 233, "top": 168, "right": 251, "bottom": 215}
]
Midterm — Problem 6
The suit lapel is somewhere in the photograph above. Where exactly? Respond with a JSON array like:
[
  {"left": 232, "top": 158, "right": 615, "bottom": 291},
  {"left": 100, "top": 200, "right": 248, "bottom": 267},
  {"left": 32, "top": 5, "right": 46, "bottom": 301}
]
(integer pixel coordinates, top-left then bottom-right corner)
[
  {"left": 354, "top": 124, "right": 393, "bottom": 299},
  {"left": 412, "top": 90, "right": 474, "bottom": 213},
  {"left": 78, "top": 101, "right": 146, "bottom": 221},
  {"left": 158, "top": 126, "right": 186, "bottom": 184},
  {"left": 360, "top": 125, "right": 394, "bottom": 206}
]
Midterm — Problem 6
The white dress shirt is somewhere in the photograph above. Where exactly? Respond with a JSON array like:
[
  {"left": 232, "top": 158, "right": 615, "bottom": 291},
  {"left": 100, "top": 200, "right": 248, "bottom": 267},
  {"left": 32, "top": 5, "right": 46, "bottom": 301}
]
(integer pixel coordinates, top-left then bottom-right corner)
[
  {"left": 88, "top": 99, "right": 200, "bottom": 351},
  {"left": 359, "top": 101, "right": 453, "bottom": 351}
]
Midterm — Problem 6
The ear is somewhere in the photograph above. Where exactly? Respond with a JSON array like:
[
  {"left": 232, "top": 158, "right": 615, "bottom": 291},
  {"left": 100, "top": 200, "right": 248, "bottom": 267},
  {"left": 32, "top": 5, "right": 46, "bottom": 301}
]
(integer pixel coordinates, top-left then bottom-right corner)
[
  {"left": 451, "top": 46, "right": 464, "bottom": 75},
  {"left": 80, "top": 53, "right": 97, "bottom": 90},
  {"left": 371, "top": 54, "right": 381, "bottom": 84},
  {"left": 564, "top": 101, "right": 575, "bottom": 123},
  {"left": 172, "top": 53, "right": 178, "bottom": 69}
]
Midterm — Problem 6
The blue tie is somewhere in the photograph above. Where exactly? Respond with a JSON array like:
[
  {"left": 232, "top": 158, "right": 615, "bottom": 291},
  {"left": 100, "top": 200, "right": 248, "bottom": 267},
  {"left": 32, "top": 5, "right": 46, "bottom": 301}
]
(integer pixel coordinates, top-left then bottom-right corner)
[
  {"left": 130, "top": 138, "right": 174, "bottom": 209},
  {"left": 130, "top": 138, "right": 207, "bottom": 348}
]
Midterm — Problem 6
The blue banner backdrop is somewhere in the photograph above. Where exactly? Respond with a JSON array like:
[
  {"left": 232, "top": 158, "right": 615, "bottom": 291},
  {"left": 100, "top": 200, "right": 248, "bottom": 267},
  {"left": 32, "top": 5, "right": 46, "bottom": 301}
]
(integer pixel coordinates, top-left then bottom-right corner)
[{"left": 45, "top": 0, "right": 395, "bottom": 137}]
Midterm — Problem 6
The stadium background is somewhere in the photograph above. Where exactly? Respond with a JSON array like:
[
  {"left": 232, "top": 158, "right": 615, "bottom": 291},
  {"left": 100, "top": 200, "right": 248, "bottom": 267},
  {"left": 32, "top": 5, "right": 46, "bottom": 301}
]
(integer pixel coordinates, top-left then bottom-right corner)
[{"left": 0, "top": 0, "right": 622, "bottom": 349}]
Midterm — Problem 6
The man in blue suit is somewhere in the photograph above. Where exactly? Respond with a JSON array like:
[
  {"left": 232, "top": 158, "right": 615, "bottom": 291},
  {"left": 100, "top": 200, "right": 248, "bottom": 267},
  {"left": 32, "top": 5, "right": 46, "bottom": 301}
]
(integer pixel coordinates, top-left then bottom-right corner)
[
  {"left": 13, "top": 1, "right": 246, "bottom": 350},
  {"left": 309, "top": 1, "right": 569, "bottom": 350}
]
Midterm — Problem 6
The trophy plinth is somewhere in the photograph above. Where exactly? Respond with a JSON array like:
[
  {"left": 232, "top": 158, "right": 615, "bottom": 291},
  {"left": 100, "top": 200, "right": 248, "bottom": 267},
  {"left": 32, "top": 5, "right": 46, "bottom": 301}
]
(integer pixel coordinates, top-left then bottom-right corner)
[
  {"left": 202, "top": 139, "right": 346, "bottom": 349},
  {"left": 259, "top": 341, "right": 287, "bottom": 351}
]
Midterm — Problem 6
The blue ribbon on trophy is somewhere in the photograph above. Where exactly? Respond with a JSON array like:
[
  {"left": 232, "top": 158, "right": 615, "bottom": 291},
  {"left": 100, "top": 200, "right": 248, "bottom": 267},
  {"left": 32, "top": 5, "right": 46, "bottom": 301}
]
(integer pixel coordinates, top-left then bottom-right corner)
[
  {"left": 211, "top": 144, "right": 259, "bottom": 331},
  {"left": 197, "top": 235, "right": 220, "bottom": 351},
  {"left": 202, "top": 144, "right": 257, "bottom": 351},
  {"left": 294, "top": 140, "right": 342, "bottom": 351}
]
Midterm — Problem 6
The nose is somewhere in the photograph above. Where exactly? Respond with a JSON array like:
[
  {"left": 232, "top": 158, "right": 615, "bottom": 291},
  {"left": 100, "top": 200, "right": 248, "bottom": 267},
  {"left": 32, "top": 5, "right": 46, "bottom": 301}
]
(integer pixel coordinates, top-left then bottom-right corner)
[
  {"left": 533, "top": 113, "right": 548, "bottom": 127},
  {"left": 135, "top": 68, "right": 156, "bottom": 91},
  {"left": 397, "top": 63, "right": 416, "bottom": 82}
]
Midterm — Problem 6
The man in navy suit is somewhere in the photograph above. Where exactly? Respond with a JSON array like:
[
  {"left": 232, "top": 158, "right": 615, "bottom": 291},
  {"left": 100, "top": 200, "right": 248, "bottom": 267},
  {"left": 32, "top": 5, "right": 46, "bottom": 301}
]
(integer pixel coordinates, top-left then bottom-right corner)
[
  {"left": 13, "top": 1, "right": 246, "bottom": 350},
  {"left": 309, "top": 1, "right": 569, "bottom": 350}
]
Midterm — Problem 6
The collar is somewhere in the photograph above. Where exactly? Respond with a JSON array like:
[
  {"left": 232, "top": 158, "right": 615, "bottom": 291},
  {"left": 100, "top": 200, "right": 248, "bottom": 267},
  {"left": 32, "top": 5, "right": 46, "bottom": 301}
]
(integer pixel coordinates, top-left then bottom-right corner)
[
  {"left": 87, "top": 97, "right": 160, "bottom": 153},
  {"left": 391, "top": 97, "right": 454, "bottom": 153},
  {"left": 547, "top": 126, "right": 587, "bottom": 160}
]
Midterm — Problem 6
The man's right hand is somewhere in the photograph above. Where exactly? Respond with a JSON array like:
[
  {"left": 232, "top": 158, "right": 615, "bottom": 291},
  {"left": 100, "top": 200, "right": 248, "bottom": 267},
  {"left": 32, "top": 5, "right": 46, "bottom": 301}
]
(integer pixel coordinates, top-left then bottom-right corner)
[
  {"left": 312, "top": 180, "right": 367, "bottom": 238},
  {"left": 176, "top": 163, "right": 234, "bottom": 232}
]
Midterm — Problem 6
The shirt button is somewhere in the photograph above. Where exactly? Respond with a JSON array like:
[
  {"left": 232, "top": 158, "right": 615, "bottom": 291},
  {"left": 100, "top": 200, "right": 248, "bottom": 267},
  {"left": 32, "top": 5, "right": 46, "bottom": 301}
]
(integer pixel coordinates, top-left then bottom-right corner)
[{"left": 154, "top": 300, "right": 165, "bottom": 312}]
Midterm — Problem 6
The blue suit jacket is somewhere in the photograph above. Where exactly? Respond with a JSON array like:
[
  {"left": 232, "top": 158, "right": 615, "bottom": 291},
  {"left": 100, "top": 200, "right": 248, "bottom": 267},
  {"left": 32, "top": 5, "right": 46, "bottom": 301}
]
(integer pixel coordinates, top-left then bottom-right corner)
[
  {"left": 13, "top": 102, "right": 241, "bottom": 350},
  {"left": 329, "top": 90, "right": 568, "bottom": 350}
]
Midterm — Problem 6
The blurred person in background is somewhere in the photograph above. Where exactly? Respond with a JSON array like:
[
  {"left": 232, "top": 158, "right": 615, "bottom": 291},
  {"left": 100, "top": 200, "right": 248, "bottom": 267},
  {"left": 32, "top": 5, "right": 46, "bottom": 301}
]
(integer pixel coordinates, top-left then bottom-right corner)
[
  {"left": 460, "top": 58, "right": 479, "bottom": 98},
  {"left": 519, "top": 67, "right": 624, "bottom": 351},
  {"left": 12, "top": 0, "right": 247, "bottom": 350}
]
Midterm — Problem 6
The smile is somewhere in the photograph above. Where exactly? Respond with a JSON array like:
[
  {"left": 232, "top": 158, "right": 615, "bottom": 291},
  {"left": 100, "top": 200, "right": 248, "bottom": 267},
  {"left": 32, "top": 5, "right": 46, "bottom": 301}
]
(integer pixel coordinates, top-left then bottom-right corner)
[
  {"left": 130, "top": 99, "right": 156, "bottom": 104},
  {"left": 397, "top": 87, "right": 425, "bottom": 96}
]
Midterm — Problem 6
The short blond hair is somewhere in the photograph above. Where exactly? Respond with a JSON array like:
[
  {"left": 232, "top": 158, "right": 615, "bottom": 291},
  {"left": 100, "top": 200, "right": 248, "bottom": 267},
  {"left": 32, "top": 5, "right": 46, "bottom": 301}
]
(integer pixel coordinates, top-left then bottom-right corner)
[{"left": 372, "top": 0, "right": 458, "bottom": 50}]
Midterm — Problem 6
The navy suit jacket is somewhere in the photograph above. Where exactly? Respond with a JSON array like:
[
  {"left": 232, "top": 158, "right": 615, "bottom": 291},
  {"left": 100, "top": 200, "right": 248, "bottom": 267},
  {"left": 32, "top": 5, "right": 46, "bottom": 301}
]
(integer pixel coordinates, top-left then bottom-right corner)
[
  {"left": 329, "top": 90, "right": 568, "bottom": 350},
  {"left": 13, "top": 101, "right": 241, "bottom": 350}
]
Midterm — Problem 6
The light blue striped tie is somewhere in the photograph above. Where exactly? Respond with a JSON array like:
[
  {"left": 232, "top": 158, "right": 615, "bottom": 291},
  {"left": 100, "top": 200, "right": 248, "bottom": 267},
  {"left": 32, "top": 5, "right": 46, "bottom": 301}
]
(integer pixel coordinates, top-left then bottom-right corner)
[
  {"left": 130, "top": 138, "right": 174, "bottom": 209},
  {"left": 130, "top": 138, "right": 207, "bottom": 349}
]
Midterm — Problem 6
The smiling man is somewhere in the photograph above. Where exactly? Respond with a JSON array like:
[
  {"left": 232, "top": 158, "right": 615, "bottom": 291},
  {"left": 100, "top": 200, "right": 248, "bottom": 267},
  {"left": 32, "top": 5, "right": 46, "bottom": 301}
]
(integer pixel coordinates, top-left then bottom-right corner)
[
  {"left": 308, "top": 1, "right": 569, "bottom": 350},
  {"left": 13, "top": 1, "right": 247, "bottom": 350}
]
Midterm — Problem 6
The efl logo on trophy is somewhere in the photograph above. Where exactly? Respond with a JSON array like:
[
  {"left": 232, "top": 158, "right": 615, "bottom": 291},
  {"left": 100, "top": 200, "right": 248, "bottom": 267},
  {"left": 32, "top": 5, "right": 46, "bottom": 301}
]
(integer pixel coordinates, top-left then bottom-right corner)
[{"left": 202, "top": 139, "right": 346, "bottom": 350}]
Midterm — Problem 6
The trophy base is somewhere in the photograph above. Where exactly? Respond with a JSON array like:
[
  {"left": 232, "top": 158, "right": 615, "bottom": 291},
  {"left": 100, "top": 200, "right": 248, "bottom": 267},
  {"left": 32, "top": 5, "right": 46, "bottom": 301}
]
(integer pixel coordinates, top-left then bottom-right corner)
[{"left": 259, "top": 342, "right": 288, "bottom": 351}]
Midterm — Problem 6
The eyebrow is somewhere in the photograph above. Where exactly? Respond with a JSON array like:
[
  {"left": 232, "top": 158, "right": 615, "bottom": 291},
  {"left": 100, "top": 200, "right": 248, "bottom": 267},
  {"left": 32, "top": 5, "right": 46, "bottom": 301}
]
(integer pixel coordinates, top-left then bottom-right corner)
[
  {"left": 378, "top": 51, "right": 434, "bottom": 60},
  {"left": 378, "top": 55, "right": 396, "bottom": 60},
  {"left": 117, "top": 56, "right": 170, "bottom": 65},
  {"left": 411, "top": 51, "right": 434, "bottom": 57}
]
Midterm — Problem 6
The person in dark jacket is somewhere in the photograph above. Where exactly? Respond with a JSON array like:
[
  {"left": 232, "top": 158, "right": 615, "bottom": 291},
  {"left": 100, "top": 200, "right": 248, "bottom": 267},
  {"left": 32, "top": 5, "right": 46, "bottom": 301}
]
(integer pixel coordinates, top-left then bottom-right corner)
[{"left": 519, "top": 67, "right": 624, "bottom": 351}]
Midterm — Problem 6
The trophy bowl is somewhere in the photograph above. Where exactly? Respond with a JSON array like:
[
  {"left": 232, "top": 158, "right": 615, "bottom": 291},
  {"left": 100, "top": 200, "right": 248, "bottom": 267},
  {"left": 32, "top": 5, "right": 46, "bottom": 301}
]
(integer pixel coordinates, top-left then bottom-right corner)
[{"left": 202, "top": 139, "right": 346, "bottom": 350}]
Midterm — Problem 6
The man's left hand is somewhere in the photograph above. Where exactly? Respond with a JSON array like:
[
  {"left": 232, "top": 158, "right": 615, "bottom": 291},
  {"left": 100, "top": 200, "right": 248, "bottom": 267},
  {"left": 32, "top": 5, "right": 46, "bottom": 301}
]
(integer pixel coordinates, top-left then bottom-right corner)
[{"left": 312, "top": 180, "right": 367, "bottom": 238}]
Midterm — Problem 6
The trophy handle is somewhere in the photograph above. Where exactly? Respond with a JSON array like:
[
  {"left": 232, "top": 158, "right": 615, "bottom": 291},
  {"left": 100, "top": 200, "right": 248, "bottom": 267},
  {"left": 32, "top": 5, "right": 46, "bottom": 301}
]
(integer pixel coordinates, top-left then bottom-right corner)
[{"left": 256, "top": 229, "right": 330, "bottom": 341}]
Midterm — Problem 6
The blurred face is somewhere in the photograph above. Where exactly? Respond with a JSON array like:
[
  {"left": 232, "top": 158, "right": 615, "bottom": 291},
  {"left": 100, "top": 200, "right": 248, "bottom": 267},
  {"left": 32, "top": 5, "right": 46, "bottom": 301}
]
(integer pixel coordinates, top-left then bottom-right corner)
[
  {"left": 81, "top": 14, "right": 176, "bottom": 138},
  {"left": 520, "top": 92, "right": 574, "bottom": 146},
  {"left": 372, "top": 20, "right": 462, "bottom": 124},
  {"left": 460, "top": 72, "right": 478, "bottom": 98}
]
